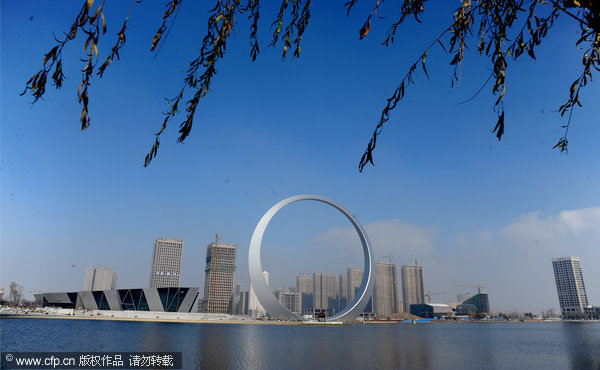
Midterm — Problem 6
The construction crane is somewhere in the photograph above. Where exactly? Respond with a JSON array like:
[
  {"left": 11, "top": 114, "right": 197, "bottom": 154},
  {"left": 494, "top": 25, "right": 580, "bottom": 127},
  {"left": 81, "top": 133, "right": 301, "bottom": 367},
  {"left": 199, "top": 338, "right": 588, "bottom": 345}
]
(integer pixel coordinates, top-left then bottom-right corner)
[
  {"left": 457, "top": 284, "right": 484, "bottom": 294},
  {"left": 425, "top": 291, "right": 448, "bottom": 303},
  {"left": 403, "top": 255, "right": 440, "bottom": 266},
  {"left": 383, "top": 254, "right": 395, "bottom": 265}
]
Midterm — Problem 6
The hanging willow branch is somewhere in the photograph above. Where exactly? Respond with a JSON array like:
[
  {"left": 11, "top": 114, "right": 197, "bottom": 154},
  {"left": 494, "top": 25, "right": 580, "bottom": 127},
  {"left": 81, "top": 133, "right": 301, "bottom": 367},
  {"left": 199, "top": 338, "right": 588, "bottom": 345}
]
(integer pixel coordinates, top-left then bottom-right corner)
[
  {"left": 357, "top": 0, "right": 599, "bottom": 171},
  {"left": 98, "top": 1, "right": 142, "bottom": 77},
  {"left": 22, "top": 0, "right": 600, "bottom": 169},
  {"left": 144, "top": 0, "right": 312, "bottom": 166}
]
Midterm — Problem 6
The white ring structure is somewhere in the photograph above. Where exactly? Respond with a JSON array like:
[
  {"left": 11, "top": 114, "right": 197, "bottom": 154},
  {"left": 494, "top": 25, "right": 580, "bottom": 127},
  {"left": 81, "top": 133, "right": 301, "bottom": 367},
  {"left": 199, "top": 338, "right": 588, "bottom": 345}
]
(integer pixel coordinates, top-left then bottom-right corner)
[{"left": 248, "top": 194, "right": 375, "bottom": 322}]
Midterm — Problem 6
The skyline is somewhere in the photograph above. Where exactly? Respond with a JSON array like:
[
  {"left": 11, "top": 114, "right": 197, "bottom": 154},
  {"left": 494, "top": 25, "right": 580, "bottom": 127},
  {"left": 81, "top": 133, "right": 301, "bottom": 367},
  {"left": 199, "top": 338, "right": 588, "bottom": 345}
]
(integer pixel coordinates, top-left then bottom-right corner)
[
  {"left": 5, "top": 225, "right": 598, "bottom": 315},
  {"left": 1, "top": 1, "right": 599, "bottom": 314}
]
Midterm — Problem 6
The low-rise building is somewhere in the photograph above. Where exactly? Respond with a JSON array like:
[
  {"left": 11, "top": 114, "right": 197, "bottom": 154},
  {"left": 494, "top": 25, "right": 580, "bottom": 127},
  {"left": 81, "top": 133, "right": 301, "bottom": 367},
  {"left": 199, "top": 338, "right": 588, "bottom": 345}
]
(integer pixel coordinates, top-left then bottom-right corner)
[
  {"left": 410, "top": 303, "right": 454, "bottom": 319},
  {"left": 276, "top": 290, "right": 302, "bottom": 315},
  {"left": 35, "top": 287, "right": 199, "bottom": 313}
]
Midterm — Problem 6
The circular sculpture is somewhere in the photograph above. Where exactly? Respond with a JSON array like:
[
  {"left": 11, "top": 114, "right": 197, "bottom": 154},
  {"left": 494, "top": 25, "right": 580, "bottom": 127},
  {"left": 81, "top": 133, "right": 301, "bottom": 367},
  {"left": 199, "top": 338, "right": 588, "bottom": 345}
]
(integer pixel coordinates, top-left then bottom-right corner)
[{"left": 248, "top": 194, "right": 375, "bottom": 322}]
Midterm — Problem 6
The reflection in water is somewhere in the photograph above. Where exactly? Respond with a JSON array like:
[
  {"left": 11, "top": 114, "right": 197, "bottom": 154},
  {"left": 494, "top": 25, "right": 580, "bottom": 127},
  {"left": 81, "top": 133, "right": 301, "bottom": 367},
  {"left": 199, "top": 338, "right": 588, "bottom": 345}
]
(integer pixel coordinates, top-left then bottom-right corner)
[
  {"left": 193, "top": 324, "right": 437, "bottom": 368},
  {"left": 425, "top": 322, "right": 498, "bottom": 368},
  {"left": 236, "top": 324, "right": 263, "bottom": 368},
  {"left": 563, "top": 322, "right": 600, "bottom": 369},
  {"left": 2, "top": 319, "right": 600, "bottom": 369},
  {"left": 197, "top": 324, "right": 235, "bottom": 368},
  {"left": 368, "top": 325, "right": 430, "bottom": 368},
  {"left": 137, "top": 322, "right": 181, "bottom": 352}
]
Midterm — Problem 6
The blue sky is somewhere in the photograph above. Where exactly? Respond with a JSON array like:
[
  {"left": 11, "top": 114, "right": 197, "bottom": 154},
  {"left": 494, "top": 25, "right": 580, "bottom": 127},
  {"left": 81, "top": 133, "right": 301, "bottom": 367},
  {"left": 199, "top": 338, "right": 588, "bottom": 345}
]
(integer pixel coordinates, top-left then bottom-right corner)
[{"left": 1, "top": 1, "right": 599, "bottom": 313}]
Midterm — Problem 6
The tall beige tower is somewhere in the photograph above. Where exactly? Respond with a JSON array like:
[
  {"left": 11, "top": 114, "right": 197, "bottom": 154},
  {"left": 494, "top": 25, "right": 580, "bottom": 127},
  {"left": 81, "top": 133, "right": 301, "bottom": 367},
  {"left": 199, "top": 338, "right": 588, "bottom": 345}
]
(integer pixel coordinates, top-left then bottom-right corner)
[
  {"left": 374, "top": 261, "right": 398, "bottom": 316},
  {"left": 313, "top": 273, "right": 339, "bottom": 313},
  {"left": 339, "top": 273, "right": 348, "bottom": 309},
  {"left": 401, "top": 264, "right": 424, "bottom": 314},
  {"left": 346, "top": 267, "right": 374, "bottom": 314},
  {"left": 297, "top": 274, "right": 314, "bottom": 295},
  {"left": 149, "top": 237, "right": 183, "bottom": 288},
  {"left": 296, "top": 274, "right": 314, "bottom": 315},
  {"left": 347, "top": 267, "right": 364, "bottom": 303},
  {"left": 200, "top": 237, "right": 237, "bottom": 313}
]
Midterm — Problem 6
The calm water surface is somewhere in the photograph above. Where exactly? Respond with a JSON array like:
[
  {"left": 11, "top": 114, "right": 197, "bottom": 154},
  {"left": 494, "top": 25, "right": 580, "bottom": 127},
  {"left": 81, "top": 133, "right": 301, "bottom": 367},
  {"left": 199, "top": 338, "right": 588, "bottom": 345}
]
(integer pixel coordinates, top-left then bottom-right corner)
[{"left": 1, "top": 319, "right": 599, "bottom": 369}]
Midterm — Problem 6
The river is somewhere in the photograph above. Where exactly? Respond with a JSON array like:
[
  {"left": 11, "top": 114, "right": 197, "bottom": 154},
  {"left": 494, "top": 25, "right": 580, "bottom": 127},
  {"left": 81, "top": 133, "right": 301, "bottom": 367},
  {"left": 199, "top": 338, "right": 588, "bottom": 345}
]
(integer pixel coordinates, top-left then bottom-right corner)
[{"left": 1, "top": 319, "right": 599, "bottom": 369}]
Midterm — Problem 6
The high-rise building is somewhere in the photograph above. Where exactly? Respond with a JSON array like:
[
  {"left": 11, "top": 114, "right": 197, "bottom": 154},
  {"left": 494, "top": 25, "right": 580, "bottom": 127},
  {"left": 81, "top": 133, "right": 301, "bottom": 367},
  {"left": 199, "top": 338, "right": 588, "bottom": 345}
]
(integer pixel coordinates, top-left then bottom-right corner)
[
  {"left": 296, "top": 274, "right": 314, "bottom": 315},
  {"left": 313, "top": 273, "right": 339, "bottom": 314},
  {"left": 237, "top": 291, "right": 249, "bottom": 315},
  {"left": 229, "top": 283, "right": 243, "bottom": 315},
  {"left": 552, "top": 256, "right": 590, "bottom": 318},
  {"left": 346, "top": 267, "right": 373, "bottom": 315},
  {"left": 347, "top": 267, "right": 364, "bottom": 303},
  {"left": 149, "top": 237, "right": 183, "bottom": 288},
  {"left": 248, "top": 269, "right": 269, "bottom": 317},
  {"left": 84, "top": 266, "right": 117, "bottom": 291},
  {"left": 374, "top": 261, "right": 398, "bottom": 316},
  {"left": 277, "top": 290, "right": 302, "bottom": 315},
  {"left": 200, "top": 239, "right": 236, "bottom": 313},
  {"left": 401, "top": 264, "right": 425, "bottom": 314},
  {"left": 339, "top": 274, "right": 348, "bottom": 310}
]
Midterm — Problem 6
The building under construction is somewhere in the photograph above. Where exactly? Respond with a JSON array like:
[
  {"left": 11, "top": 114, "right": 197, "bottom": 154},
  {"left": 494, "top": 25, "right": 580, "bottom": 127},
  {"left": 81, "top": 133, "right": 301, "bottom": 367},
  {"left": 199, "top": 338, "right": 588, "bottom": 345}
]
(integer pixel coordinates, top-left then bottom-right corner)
[
  {"left": 401, "top": 264, "right": 425, "bottom": 314},
  {"left": 374, "top": 261, "right": 399, "bottom": 316},
  {"left": 199, "top": 236, "right": 236, "bottom": 314}
]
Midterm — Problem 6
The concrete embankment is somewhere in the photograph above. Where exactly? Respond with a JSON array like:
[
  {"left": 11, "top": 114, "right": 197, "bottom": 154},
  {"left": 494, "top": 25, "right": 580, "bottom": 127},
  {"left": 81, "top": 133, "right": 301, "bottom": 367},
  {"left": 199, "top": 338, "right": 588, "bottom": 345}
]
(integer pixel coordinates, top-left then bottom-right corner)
[{"left": 0, "top": 308, "right": 303, "bottom": 325}]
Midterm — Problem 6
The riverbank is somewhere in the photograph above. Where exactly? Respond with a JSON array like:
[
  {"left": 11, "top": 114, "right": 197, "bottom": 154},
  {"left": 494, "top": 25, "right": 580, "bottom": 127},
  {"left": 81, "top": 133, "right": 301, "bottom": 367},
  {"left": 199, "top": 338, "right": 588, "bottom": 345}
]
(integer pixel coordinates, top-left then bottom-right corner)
[
  {"left": 0, "top": 309, "right": 303, "bottom": 325},
  {"left": 1, "top": 307, "right": 574, "bottom": 325}
]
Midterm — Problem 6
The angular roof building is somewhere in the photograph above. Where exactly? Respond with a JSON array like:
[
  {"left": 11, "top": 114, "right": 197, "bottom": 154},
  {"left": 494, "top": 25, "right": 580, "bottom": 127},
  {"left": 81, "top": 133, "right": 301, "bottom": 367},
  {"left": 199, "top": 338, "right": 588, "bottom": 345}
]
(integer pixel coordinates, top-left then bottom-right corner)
[{"left": 35, "top": 287, "right": 199, "bottom": 312}]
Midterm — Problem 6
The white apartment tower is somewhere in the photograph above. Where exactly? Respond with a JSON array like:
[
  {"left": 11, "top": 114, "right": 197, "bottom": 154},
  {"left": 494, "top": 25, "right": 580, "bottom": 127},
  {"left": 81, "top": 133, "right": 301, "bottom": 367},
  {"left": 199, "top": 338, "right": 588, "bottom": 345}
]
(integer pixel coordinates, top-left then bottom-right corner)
[
  {"left": 552, "top": 257, "right": 590, "bottom": 318},
  {"left": 149, "top": 237, "right": 184, "bottom": 288},
  {"left": 248, "top": 269, "right": 269, "bottom": 317},
  {"left": 84, "top": 266, "right": 117, "bottom": 291}
]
